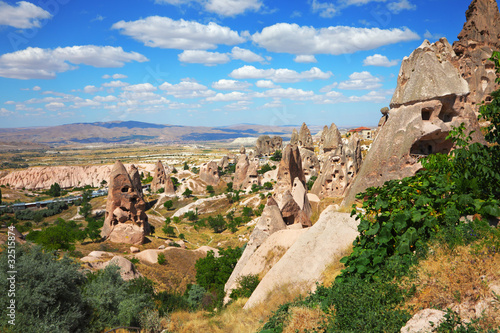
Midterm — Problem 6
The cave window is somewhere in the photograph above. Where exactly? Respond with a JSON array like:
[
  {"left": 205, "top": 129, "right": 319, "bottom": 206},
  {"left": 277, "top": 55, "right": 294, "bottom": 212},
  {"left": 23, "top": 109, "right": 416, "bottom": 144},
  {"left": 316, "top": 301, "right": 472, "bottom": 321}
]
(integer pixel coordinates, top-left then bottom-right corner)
[
  {"left": 121, "top": 186, "right": 130, "bottom": 192},
  {"left": 422, "top": 109, "right": 431, "bottom": 121},
  {"left": 443, "top": 114, "right": 453, "bottom": 122},
  {"left": 427, "top": 145, "right": 433, "bottom": 154}
]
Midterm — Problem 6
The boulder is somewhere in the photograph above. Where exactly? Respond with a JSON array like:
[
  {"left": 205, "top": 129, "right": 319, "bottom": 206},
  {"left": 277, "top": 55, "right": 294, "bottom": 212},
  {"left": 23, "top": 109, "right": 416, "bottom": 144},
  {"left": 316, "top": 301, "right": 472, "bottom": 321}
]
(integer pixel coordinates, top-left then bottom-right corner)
[
  {"left": 255, "top": 135, "right": 283, "bottom": 156},
  {"left": 199, "top": 160, "right": 220, "bottom": 186},
  {"left": 130, "top": 246, "right": 139, "bottom": 253},
  {"left": 243, "top": 206, "right": 359, "bottom": 309},
  {"left": 106, "top": 256, "right": 141, "bottom": 281},
  {"left": 298, "top": 123, "right": 314, "bottom": 151},
  {"left": 401, "top": 309, "right": 446, "bottom": 333},
  {"left": 101, "top": 161, "right": 150, "bottom": 245}
]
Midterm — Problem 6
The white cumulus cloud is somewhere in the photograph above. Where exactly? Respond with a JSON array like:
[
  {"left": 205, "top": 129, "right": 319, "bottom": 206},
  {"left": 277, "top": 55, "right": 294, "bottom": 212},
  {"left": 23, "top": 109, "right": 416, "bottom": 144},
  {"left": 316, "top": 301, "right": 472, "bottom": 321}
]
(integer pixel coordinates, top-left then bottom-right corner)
[
  {"left": 230, "top": 65, "right": 332, "bottom": 83},
  {"left": 252, "top": 23, "right": 420, "bottom": 55},
  {"left": 255, "top": 80, "right": 279, "bottom": 89},
  {"left": 83, "top": 85, "right": 101, "bottom": 94},
  {"left": 231, "top": 47, "right": 264, "bottom": 62},
  {"left": 363, "top": 54, "right": 399, "bottom": 67},
  {"left": 310, "top": 0, "right": 337, "bottom": 18},
  {"left": 112, "top": 16, "right": 245, "bottom": 50},
  {"left": 159, "top": 79, "right": 215, "bottom": 99},
  {"left": 206, "top": 91, "right": 250, "bottom": 102},
  {"left": 212, "top": 79, "right": 252, "bottom": 90},
  {"left": 338, "top": 71, "right": 382, "bottom": 90},
  {"left": 102, "top": 73, "right": 128, "bottom": 79},
  {"left": 294, "top": 55, "right": 317, "bottom": 63},
  {"left": 178, "top": 50, "right": 231, "bottom": 65},
  {"left": 102, "top": 80, "right": 129, "bottom": 88},
  {"left": 387, "top": 0, "right": 416, "bottom": 14},
  {"left": 155, "top": 0, "right": 262, "bottom": 16},
  {"left": 123, "top": 83, "right": 157, "bottom": 92},
  {"left": 0, "top": 46, "right": 148, "bottom": 80},
  {"left": 0, "top": 1, "right": 52, "bottom": 29}
]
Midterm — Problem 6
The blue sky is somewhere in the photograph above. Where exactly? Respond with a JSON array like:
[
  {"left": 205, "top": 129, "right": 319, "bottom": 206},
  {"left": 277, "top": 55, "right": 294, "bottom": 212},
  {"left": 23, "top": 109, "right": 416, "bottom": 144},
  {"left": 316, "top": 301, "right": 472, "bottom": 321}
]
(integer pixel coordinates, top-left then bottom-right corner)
[{"left": 0, "top": 0, "right": 478, "bottom": 128}]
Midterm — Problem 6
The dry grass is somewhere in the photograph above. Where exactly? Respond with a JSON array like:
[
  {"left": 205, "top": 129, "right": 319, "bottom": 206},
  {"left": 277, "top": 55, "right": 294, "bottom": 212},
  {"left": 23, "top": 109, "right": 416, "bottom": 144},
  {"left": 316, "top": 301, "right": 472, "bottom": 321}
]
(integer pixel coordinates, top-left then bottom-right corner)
[
  {"left": 282, "top": 306, "right": 327, "bottom": 333},
  {"left": 166, "top": 283, "right": 306, "bottom": 333},
  {"left": 405, "top": 243, "right": 500, "bottom": 329},
  {"left": 320, "top": 244, "right": 352, "bottom": 287},
  {"left": 261, "top": 245, "right": 287, "bottom": 277}
]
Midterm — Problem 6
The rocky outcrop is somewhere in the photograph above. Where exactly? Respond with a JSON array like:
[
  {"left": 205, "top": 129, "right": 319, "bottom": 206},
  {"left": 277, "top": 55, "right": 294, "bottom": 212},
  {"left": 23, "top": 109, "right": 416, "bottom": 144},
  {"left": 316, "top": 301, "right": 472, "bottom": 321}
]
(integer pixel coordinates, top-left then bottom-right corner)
[
  {"left": 0, "top": 164, "right": 152, "bottom": 190},
  {"left": 276, "top": 145, "right": 306, "bottom": 192},
  {"left": 224, "top": 198, "right": 287, "bottom": 303},
  {"left": 312, "top": 134, "right": 362, "bottom": 199},
  {"left": 199, "top": 161, "right": 220, "bottom": 186},
  {"left": 234, "top": 154, "right": 250, "bottom": 189},
  {"left": 300, "top": 148, "right": 320, "bottom": 180},
  {"left": 255, "top": 135, "right": 283, "bottom": 156},
  {"left": 401, "top": 309, "right": 446, "bottom": 333},
  {"left": 129, "top": 165, "right": 143, "bottom": 198},
  {"left": 298, "top": 123, "right": 314, "bottom": 151},
  {"left": 453, "top": 0, "right": 500, "bottom": 108},
  {"left": 243, "top": 206, "right": 359, "bottom": 309},
  {"left": 320, "top": 123, "right": 342, "bottom": 153},
  {"left": 101, "top": 161, "right": 150, "bottom": 245},
  {"left": 151, "top": 160, "right": 174, "bottom": 194},
  {"left": 290, "top": 128, "right": 299, "bottom": 145},
  {"left": 343, "top": 37, "right": 485, "bottom": 206},
  {"left": 218, "top": 156, "right": 229, "bottom": 171}
]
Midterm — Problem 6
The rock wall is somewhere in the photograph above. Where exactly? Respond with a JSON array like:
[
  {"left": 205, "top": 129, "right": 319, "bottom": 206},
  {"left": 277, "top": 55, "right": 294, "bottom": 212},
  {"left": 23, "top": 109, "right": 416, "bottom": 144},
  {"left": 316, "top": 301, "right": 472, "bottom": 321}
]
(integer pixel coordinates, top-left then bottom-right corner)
[
  {"left": 199, "top": 161, "right": 220, "bottom": 186},
  {"left": 255, "top": 135, "right": 283, "bottom": 156}
]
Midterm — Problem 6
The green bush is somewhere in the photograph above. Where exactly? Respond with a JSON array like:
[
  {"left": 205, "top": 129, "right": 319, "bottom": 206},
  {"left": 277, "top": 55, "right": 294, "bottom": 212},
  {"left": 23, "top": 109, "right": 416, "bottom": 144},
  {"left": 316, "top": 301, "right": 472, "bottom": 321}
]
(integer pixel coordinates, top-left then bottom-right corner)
[
  {"left": 207, "top": 214, "right": 226, "bottom": 233},
  {"left": 0, "top": 245, "right": 89, "bottom": 332},
  {"left": 164, "top": 200, "right": 173, "bottom": 210},
  {"left": 258, "top": 164, "right": 273, "bottom": 174},
  {"left": 230, "top": 274, "right": 260, "bottom": 300},
  {"left": 270, "top": 150, "right": 282, "bottom": 162},
  {"left": 157, "top": 253, "right": 167, "bottom": 265},
  {"left": 25, "top": 218, "right": 84, "bottom": 251}
]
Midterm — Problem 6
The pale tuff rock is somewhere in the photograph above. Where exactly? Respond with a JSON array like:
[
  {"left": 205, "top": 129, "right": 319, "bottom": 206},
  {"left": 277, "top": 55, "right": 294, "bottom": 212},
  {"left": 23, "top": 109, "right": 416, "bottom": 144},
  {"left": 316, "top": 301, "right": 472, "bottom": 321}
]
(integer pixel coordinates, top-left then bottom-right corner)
[
  {"left": 224, "top": 198, "right": 287, "bottom": 304},
  {"left": 400, "top": 309, "right": 446, "bottom": 333},
  {"left": 199, "top": 160, "right": 220, "bottom": 186},
  {"left": 151, "top": 160, "right": 175, "bottom": 194},
  {"left": 128, "top": 165, "right": 143, "bottom": 198},
  {"left": 101, "top": 161, "right": 150, "bottom": 245},
  {"left": 0, "top": 164, "right": 151, "bottom": 190},
  {"left": 290, "top": 128, "right": 299, "bottom": 145},
  {"left": 320, "top": 123, "right": 342, "bottom": 153},
  {"left": 240, "top": 145, "right": 246, "bottom": 155},
  {"left": 275, "top": 145, "right": 306, "bottom": 198},
  {"left": 343, "top": 36, "right": 486, "bottom": 206},
  {"left": 312, "top": 134, "right": 362, "bottom": 199},
  {"left": 391, "top": 38, "right": 470, "bottom": 107},
  {"left": 255, "top": 135, "right": 283, "bottom": 156},
  {"left": 243, "top": 207, "right": 359, "bottom": 309},
  {"left": 218, "top": 156, "right": 230, "bottom": 171},
  {"left": 81, "top": 254, "right": 141, "bottom": 281},
  {"left": 298, "top": 122, "right": 314, "bottom": 151},
  {"left": 300, "top": 148, "right": 320, "bottom": 181},
  {"left": 234, "top": 154, "right": 250, "bottom": 189},
  {"left": 453, "top": 0, "right": 500, "bottom": 107}
]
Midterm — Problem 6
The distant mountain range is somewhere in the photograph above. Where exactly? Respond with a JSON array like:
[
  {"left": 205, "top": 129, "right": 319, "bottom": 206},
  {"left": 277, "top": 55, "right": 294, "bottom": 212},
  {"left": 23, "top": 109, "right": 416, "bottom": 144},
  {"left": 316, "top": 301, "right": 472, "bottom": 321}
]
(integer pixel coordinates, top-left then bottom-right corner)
[{"left": 0, "top": 121, "right": 330, "bottom": 147}]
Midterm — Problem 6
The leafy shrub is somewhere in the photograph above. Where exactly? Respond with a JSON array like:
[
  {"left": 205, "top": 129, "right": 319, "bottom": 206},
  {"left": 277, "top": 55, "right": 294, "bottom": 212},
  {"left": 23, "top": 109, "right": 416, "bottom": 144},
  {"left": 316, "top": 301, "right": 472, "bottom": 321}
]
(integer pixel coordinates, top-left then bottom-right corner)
[
  {"left": 307, "top": 176, "right": 317, "bottom": 191},
  {"left": 164, "top": 200, "right": 173, "bottom": 210},
  {"left": 258, "top": 164, "right": 273, "bottom": 174},
  {"left": 25, "top": 218, "right": 84, "bottom": 251},
  {"left": 230, "top": 274, "right": 260, "bottom": 300},
  {"left": 270, "top": 150, "right": 282, "bottom": 162},
  {"left": 155, "top": 291, "right": 190, "bottom": 316},
  {"left": 0, "top": 245, "right": 89, "bottom": 332},
  {"left": 195, "top": 247, "right": 243, "bottom": 307},
  {"left": 187, "top": 284, "right": 209, "bottom": 309},
  {"left": 139, "top": 308, "right": 162, "bottom": 333},
  {"left": 207, "top": 214, "right": 226, "bottom": 233},
  {"left": 157, "top": 253, "right": 167, "bottom": 265},
  {"left": 182, "top": 188, "right": 193, "bottom": 197},
  {"left": 206, "top": 185, "right": 215, "bottom": 195}
]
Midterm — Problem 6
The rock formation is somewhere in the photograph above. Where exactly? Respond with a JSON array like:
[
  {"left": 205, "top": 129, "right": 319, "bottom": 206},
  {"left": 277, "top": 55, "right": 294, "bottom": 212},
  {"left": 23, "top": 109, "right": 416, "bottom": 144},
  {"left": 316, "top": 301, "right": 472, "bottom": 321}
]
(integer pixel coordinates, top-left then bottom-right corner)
[
  {"left": 290, "top": 128, "right": 299, "bottom": 145},
  {"left": 298, "top": 123, "right": 314, "bottom": 151},
  {"left": 129, "top": 165, "right": 143, "bottom": 198},
  {"left": 151, "top": 160, "right": 175, "bottom": 194},
  {"left": 312, "top": 134, "right": 362, "bottom": 199},
  {"left": 276, "top": 144, "right": 306, "bottom": 192},
  {"left": 299, "top": 148, "right": 320, "bottom": 180},
  {"left": 224, "top": 198, "right": 287, "bottom": 303},
  {"left": 343, "top": 37, "right": 486, "bottom": 206},
  {"left": 0, "top": 163, "right": 158, "bottom": 190},
  {"left": 255, "top": 135, "right": 283, "bottom": 156},
  {"left": 234, "top": 154, "right": 250, "bottom": 189},
  {"left": 101, "top": 161, "right": 150, "bottom": 245},
  {"left": 218, "top": 156, "right": 229, "bottom": 171},
  {"left": 452, "top": 0, "right": 500, "bottom": 109},
  {"left": 243, "top": 206, "right": 359, "bottom": 309},
  {"left": 240, "top": 146, "right": 246, "bottom": 155},
  {"left": 320, "top": 123, "right": 342, "bottom": 153},
  {"left": 199, "top": 161, "right": 220, "bottom": 186}
]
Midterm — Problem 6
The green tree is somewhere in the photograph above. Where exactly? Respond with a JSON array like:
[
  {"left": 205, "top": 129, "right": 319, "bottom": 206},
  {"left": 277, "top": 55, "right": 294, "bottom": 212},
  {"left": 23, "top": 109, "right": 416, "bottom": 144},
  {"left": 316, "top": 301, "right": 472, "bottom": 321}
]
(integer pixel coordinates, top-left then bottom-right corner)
[
  {"left": 163, "top": 200, "right": 173, "bottom": 210},
  {"left": 270, "top": 150, "right": 282, "bottom": 162},
  {"left": 47, "top": 182, "right": 61, "bottom": 197},
  {"left": 84, "top": 217, "right": 103, "bottom": 242},
  {"left": 230, "top": 274, "right": 260, "bottom": 300},
  {"left": 206, "top": 185, "right": 215, "bottom": 196},
  {"left": 182, "top": 188, "right": 193, "bottom": 197},
  {"left": 183, "top": 161, "right": 189, "bottom": 170},
  {"left": 25, "top": 218, "right": 83, "bottom": 251},
  {"left": 157, "top": 253, "right": 167, "bottom": 265},
  {"left": 207, "top": 214, "right": 226, "bottom": 233},
  {"left": 0, "top": 244, "right": 89, "bottom": 332},
  {"left": 194, "top": 247, "right": 243, "bottom": 306},
  {"left": 79, "top": 189, "right": 92, "bottom": 218}
]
